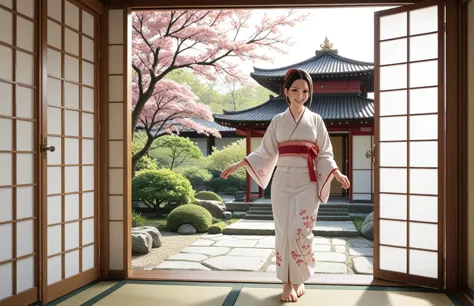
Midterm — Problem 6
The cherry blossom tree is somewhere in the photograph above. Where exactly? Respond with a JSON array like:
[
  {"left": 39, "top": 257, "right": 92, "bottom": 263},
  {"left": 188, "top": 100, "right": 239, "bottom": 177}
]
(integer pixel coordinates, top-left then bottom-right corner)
[{"left": 132, "top": 9, "right": 308, "bottom": 173}]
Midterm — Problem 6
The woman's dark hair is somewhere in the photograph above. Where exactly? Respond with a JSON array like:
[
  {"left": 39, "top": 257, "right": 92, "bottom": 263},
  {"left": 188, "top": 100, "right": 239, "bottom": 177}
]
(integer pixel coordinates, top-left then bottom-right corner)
[{"left": 283, "top": 68, "right": 313, "bottom": 107}]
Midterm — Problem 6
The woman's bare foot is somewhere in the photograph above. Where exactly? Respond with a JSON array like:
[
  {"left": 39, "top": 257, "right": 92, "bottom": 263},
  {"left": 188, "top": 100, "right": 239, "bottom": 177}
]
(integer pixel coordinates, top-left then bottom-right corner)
[
  {"left": 292, "top": 283, "right": 305, "bottom": 297},
  {"left": 280, "top": 282, "right": 298, "bottom": 302}
]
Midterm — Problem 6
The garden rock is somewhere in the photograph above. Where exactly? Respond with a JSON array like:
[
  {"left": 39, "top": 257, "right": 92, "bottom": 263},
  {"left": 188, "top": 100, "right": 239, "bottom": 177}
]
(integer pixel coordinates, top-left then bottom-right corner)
[
  {"left": 132, "top": 232, "right": 152, "bottom": 255},
  {"left": 178, "top": 224, "right": 197, "bottom": 235},
  {"left": 196, "top": 199, "right": 226, "bottom": 219},
  {"left": 361, "top": 212, "right": 374, "bottom": 241},
  {"left": 132, "top": 226, "right": 162, "bottom": 248},
  {"left": 223, "top": 211, "right": 232, "bottom": 220}
]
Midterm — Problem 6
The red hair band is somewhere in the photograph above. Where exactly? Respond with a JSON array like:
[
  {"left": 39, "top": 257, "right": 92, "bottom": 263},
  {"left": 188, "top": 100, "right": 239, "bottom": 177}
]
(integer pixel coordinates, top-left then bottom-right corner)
[{"left": 285, "top": 68, "right": 297, "bottom": 79}]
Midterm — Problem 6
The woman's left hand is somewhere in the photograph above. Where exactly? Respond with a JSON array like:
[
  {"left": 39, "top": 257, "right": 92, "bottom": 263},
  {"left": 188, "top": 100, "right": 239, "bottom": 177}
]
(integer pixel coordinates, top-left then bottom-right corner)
[{"left": 334, "top": 170, "right": 350, "bottom": 189}]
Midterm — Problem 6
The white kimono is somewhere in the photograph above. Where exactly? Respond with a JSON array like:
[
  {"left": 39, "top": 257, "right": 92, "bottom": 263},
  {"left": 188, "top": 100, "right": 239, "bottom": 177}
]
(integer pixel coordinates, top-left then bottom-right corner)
[{"left": 244, "top": 107, "right": 338, "bottom": 284}]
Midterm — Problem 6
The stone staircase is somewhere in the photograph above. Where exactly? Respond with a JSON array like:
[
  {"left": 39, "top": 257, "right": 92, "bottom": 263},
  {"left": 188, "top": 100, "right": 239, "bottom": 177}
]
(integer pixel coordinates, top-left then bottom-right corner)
[{"left": 244, "top": 203, "right": 351, "bottom": 221}]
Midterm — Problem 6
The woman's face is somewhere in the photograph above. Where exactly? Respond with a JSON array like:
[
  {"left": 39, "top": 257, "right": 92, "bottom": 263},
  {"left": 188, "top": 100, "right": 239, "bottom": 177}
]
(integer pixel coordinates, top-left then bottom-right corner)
[{"left": 284, "top": 79, "right": 310, "bottom": 106}]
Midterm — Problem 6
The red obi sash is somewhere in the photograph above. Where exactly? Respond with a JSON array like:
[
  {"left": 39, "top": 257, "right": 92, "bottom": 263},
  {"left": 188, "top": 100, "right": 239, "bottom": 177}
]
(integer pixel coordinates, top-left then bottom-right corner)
[{"left": 278, "top": 141, "right": 320, "bottom": 182}]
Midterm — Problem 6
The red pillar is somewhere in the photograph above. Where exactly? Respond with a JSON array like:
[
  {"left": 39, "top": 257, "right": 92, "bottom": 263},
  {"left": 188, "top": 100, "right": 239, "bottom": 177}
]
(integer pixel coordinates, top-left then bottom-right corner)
[
  {"left": 245, "top": 129, "right": 251, "bottom": 202},
  {"left": 348, "top": 127, "right": 353, "bottom": 203},
  {"left": 259, "top": 186, "right": 264, "bottom": 198}
]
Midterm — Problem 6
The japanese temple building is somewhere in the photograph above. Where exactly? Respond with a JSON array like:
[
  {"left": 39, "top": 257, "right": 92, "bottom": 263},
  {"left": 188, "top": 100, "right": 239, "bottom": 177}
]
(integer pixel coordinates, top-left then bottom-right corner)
[{"left": 213, "top": 38, "right": 375, "bottom": 203}]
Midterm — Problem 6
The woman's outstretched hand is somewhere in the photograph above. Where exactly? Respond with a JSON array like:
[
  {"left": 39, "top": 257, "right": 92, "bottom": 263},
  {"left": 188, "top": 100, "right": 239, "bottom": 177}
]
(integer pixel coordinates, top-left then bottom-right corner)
[
  {"left": 334, "top": 170, "right": 350, "bottom": 189},
  {"left": 220, "top": 160, "right": 245, "bottom": 179}
]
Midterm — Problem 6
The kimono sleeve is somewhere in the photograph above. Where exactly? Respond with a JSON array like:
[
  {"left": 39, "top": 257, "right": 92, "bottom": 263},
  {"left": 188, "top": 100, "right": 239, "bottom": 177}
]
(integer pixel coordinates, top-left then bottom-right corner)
[
  {"left": 315, "top": 115, "right": 339, "bottom": 203},
  {"left": 244, "top": 118, "right": 279, "bottom": 190}
]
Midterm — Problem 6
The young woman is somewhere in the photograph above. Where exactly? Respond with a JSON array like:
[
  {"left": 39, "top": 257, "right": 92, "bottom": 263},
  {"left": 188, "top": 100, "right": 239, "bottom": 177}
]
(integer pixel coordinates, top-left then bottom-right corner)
[{"left": 220, "top": 68, "right": 350, "bottom": 302}]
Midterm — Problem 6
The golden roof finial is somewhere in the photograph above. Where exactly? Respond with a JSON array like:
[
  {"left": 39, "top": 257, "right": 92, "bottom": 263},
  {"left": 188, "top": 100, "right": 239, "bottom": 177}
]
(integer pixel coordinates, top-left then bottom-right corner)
[{"left": 320, "top": 37, "right": 333, "bottom": 51}]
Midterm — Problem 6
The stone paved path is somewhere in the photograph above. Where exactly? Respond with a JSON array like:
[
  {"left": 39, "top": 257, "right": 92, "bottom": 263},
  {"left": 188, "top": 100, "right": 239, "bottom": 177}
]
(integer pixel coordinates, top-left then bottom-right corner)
[{"left": 151, "top": 234, "right": 374, "bottom": 275}]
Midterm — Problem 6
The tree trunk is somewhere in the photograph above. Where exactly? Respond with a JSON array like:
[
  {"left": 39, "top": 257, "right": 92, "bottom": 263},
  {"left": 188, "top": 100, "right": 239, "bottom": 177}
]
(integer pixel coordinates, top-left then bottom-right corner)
[{"left": 154, "top": 205, "right": 162, "bottom": 218}]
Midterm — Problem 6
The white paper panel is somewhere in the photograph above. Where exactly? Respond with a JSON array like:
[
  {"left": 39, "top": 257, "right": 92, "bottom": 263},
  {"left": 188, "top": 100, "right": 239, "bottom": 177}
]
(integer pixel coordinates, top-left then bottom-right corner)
[
  {"left": 0, "top": 45, "right": 12, "bottom": 80},
  {"left": 65, "top": 194, "right": 79, "bottom": 221},
  {"left": 410, "top": 87, "right": 438, "bottom": 115},
  {"left": 47, "top": 225, "right": 61, "bottom": 256},
  {"left": 82, "top": 36, "right": 94, "bottom": 62},
  {"left": 47, "top": 256, "right": 62, "bottom": 285},
  {"left": 82, "top": 166, "right": 94, "bottom": 191},
  {"left": 410, "top": 222, "right": 437, "bottom": 251},
  {"left": 380, "top": 64, "right": 407, "bottom": 91},
  {"left": 82, "top": 113, "right": 94, "bottom": 138},
  {"left": 16, "top": 120, "right": 34, "bottom": 151},
  {"left": 16, "top": 86, "right": 34, "bottom": 118},
  {"left": 410, "top": 141, "right": 437, "bottom": 167},
  {"left": 65, "top": 28, "right": 79, "bottom": 56},
  {"left": 0, "top": 224, "right": 12, "bottom": 261},
  {"left": 109, "top": 196, "right": 123, "bottom": 220},
  {"left": 65, "top": 110, "right": 79, "bottom": 136},
  {"left": 65, "top": 166, "right": 79, "bottom": 193},
  {"left": 65, "top": 1, "right": 79, "bottom": 30},
  {"left": 410, "top": 33, "right": 438, "bottom": 62},
  {"left": 380, "top": 12, "right": 407, "bottom": 40},
  {"left": 410, "top": 195, "right": 438, "bottom": 223},
  {"left": 47, "top": 136, "right": 62, "bottom": 165},
  {"left": 16, "top": 51, "right": 34, "bottom": 85},
  {"left": 65, "top": 55, "right": 79, "bottom": 82},
  {"left": 47, "top": 48, "right": 62, "bottom": 78},
  {"left": 409, "top": 249, "right": 437, "bottom": 278},
  {"left": 410, "top": 114, "right": 438, "bottom": 140},
  {"left": 65, "top": 221, "right": 79, "bottom": 250},
  {"left": 108, "top": 45, "right": 123, "bottom": 74},
  {"left": 0, "top": 118, "right": 12, "bottom": 150},
  {"left": 410, "top": 6, "right": 438, "bottom": 36},
  {"left": 82, "top": 139, "right": 95, "bottom": 164},
  {"left": 379, "top": 142, "right": 407, "bottom": 167},
  {"left": 16, "top": 220, "right": 33, "bottom": 257},
  {"left": 109, "top": 169, "right": 123, "bottom": 194},
  {"left": 82, "top": 218, "right": 94, "bottom": 245},
  {"left": 109, "top": 221, "right": 123, "bottom": 270},
  {"left": 0, "top": 82, "right": 12, "bottom": 116},
  {"left": 108, "top": 141, "right": 123, "bottom": 167},
  {"left": 410, "top": 169, "right": 437, "bottom": 195},
  {"left": 64, "top": 82, "right": 79, "bottom": 109},
  {"left": 108, "top": 76, "right": 123, "bottom": 102},
  {"left": 16, "top": 256, "right": 34, "bottom": 293},
  {"left": 380, "top": 168, "right": 406, "bottom": 193},
  {"left": 380, "top": 116, "right": 407, "bottom": 141},
  {"left": 82, "top": 245, "right": 94, "bottom": 271},
  {"left": 47, "top": 77, "right": 62, "bottom": 107},
  {"left": 16, "top": 17, "right": 34, "bottom": 52},
  {"left": 16, "top": 0, "right": 35, "bottom": 18},
  {"left": 380, "top": 194, "right": 407, "bottom": 220},
  {"left": 82, "top": 192, "right": 94, "bottom": 218},
  {"left": 47, "top": 166, "right": 61, "bottom": 195},
  {"left": 0, "top": 153, "right": 12, "bottom": 186},
  {"left": 82, "top": 61, "right": 94, "bottom": 87},
  {"left": 47, "top": 20, "right": 62, "bottom": 49},
  {"left": 352, "top": 136, "right": 371, "bottom": 169},
  {"left": 380, "top": 38, "right": 407, "bottom": 65},
  {"left": 82, "top": 87, "right": 94, "bottom": 112},
  {"left": 108, "top": 103, "right": 123, "bottom": 139},
  {"left": 82, "top": 11, "right": 94, "bottom": 38},
  {"left": 108, "top": 10, "right": 123, "bottom": 44},
  {"left": 0, "top": 0, "right": 12, "bottom": 9},
  {"left": 47, "top": 106, "right": 62, "bottom": 134},
  {"left": 353, "top": 170, "right": 371, "bottom": 193},
  {"left": 0, "top": 188, "right": 12, "bottom": 222},
  {"left": 380, "top": 246, "right": 407, "bottom": 273},
  {"left": 0, "top": 9, "right": 13, "bottom": 45},
  {"left": 16, "top": 186, "right": 33, "bottom": 219},
  {"left": 47, "top": 0, "right": 62, "bottom": 21},
  {"left": 380, "top": 220, "right": 407, "bottom": 247},
  {"left": 65, "top": 138, "right": 79, "bottom": 165},
  {"left": 410, "top": 61, "right": 438, "bottom": 88},
  {"left": 65, "top": 250, "right": 80, "bottom": 278},
  {"left": 379, "top": 90, "right": 407, "bottom": 116},
  {"left": 47, "top": 195, "right": 62, "bottom": 225},
  {"left": 0, "top": 263, "right": 13, "bottom": 300},
  {"left": 17, "top": 153, "right": 33, "bottom": 184}
]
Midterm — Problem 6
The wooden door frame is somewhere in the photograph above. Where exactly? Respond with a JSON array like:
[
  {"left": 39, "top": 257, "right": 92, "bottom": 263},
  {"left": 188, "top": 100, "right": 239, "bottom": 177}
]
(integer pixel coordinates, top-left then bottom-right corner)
[{"left": 96, "top": 0, "right": 467, "bottom": 298}]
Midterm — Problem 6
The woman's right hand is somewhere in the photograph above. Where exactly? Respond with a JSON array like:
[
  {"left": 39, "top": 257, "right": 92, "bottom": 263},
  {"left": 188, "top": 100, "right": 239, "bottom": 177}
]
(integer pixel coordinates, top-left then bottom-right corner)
[{"left": 220, "top": 161, "right": 245, "bottom": 179}]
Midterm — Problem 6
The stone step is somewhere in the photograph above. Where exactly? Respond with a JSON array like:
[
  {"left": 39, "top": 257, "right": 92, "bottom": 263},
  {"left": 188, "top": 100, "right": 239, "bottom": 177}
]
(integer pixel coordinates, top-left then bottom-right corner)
[
  {"left": 222, "top": 228, "right": 360, "bottom": 237},
  {"left": 245, "top": 214, "right": 274, "bottom": 220},
  {"left": 248, "top": 208, "right": 273, "bottom": 212},
  {"left": 317, "top": 215, "right": 351, "bottom": 221},
  {"left": 245, "top": 214, "right": 351, "bottom": 222},
  {"left": 318, "top": 211, "right": 350, "bottom": 216}
]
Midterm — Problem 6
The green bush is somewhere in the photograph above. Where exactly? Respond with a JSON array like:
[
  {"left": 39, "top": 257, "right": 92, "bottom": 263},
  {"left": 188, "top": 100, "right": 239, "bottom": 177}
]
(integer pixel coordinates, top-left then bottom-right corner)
[
  {"left": 177, "top": 166, "right": 212, "bottom": 189},
  {"left": 167, "top": 204, "right": 212, "bottom": 233},
  {"left": 132, "top": 210, "right": 145, "bottom": 227},
  {"left": 212, "top": 218, "right": 222, "bottom": 224},
  {"left": 207, "top": 169, "right": 246, "bottom": 195},
  {"left": 195, "top": 191, "right": 223, "bottom": 203},
  {"left": 208, "top": 221, "right": 227, "bottom": 234},
  {"left": 223, "top": 186, "right": 238, "bottom": 195},
  {"left": 132, "top": 169, "right": 194, "bottom": 217},
  {"left": 136, "top": 155, "right": 158, "bottom": 172}
]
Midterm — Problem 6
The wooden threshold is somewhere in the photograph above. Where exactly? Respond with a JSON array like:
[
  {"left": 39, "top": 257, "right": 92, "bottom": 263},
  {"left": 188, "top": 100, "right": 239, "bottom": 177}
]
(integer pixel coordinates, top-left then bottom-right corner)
[{"left": 129, "top": 270, "right": 415, "bottom": 287}]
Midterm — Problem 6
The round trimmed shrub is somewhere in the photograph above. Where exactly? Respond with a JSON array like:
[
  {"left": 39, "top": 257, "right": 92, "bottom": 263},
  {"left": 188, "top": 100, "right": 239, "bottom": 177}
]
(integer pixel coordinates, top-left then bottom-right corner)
[
  {"left": 195, "top": 191, "right": 223, "bottom": 203},
  {"left": 208, "top": 221, "right": 227, "bottom": 234},
  {"left": 167, "top": 204, "right": 212, "bottom": 233}
]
